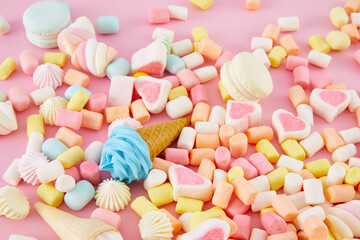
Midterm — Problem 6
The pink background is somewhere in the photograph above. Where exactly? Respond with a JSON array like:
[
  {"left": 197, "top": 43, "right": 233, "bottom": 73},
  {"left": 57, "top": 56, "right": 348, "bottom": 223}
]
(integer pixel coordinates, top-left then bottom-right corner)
[{"left": 0, "top": 0, "right": 359, "bottom": 239}]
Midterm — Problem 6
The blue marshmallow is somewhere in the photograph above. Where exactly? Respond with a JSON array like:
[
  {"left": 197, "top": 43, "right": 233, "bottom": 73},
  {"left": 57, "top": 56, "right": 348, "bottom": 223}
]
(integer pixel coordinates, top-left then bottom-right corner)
[
  {"left": 106, "top": 57, "right": 131, "bottom": 79},
  {"left": 96, "top": 16, "right": 119, "bottom": 34},
  {"left": 166, "top": 54, "right": 185, "bottom": 75},
  {"left": 65, "top": 86, "right": 92, "bottom": 101},
  {"left": 41, "top": 138, "right": 68, "bottom": 160},
  {"left": 64, "top": 180, "right": 95, "bottom": 211}
]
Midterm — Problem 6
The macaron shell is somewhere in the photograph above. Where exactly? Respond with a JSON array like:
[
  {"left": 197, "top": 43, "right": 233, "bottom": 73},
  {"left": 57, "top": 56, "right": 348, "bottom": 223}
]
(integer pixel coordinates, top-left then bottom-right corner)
[
  {"left": 25, "top": 31, "right": 58, "bottom": 48},
  {"left": 231, "top": 52, "right": 273, "bottom": 99}
]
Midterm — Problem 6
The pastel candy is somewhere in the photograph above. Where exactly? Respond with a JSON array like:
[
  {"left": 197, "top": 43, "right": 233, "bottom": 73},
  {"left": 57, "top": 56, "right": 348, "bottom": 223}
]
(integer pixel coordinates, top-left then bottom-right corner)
[
  {"left": 87, "top": 93, "right": 107, "bottom": 113},
  {"left": 65, "top": 85, "right": 92, "bottom": 101},
  {"left": 2, "top": 158, "right": 21, "bottom": 186},
  {"left": 143, "top": 169, "right": 167, "bottom": 190},
  {"left": 303, "top": 179, "right": 325, "bottom": 205},
  {"left": 55, "top": 174, "right": 76, "bottom": 192},
  {"left": 0, "top": 90, "right": 6, "bottom": 102},
  {"left": 307, "top": 50, "right": 332, "bottom": 68},
  {"left": 96, "top": 16, "right": 119, "bottom": 34},
  {"left": 225, "top": 100, "right": 262, "bottom": 132},
  {"left": 231, "top": 158, "right": 258, "bottom": 179},
  {"left": 147, "top": 8, "right": 170, "bottom": 24},
  {"left": 30, "top": 87, "right": 56, "bottom": 106},
  {"left": 348, "top": 89, "right": 360, "bottom": 112},
  {"left": 177, "top": 127, "right": 197, "bottom": 151},
  {"left": 208, "top": 105, "right": 226, "bottom": 126},
  {"left": 106, "top": 57, "right": 131, "bottom": 79},
  {"left": 181, "top": 52, "right": 204, "bottom": 70},
  {"left": 41, "top": 138, "right": 68, "bottom": 160},
  {"left": 19, "top": 49, "right": 39, "bottom": 75},
  {"left": 80, "top": 161, "right": 101, "bottom": 186},
  {"left": 108, "top": 76, "right": 134, "bottom": 107},
  {"left": 84, "top": 141, "right": 104, "bottom": 164},
  {"left": 166, "top": 54, "right": 185, "bottom": 75},
  {"left": 8, "top": 87, "right": 31, "bottom": 112},
  {"left": 90, "top": 208, "right": 122, "bottom": 230},
  {"left": 179, "top": 218, "right": 230, "bottom": 240},
  {"left": 37, "top": 159, "right": 65, "bottom": 184},
  {"left": 171, "top": 39, "right": 193, "bottom": 57},
  {"left": 64, "top": 180, "right": 95, "bottom": 210},
  {"left": 0, "top": 57, "right": 16, "bottom": 80},
  {"left": 0, "top": 101, "right": 18, "bottom": 135},
  {"left": 0, "top": 14, "right": 10, "bottom": 35},
  {"left": 168, "top": 5, "right": 188, "bottom": 20},
  {"left": 152, "top": 27, "right": 175, "bottom": 42},
  {"left": 55, "top": 109, "right": 83, "bottom": 130},
  {"left": 310, "top": 88, "right": 351, "bottom": 123},
  {"left": 64, "top": 69, "right": 89, "bottom": 87},
  {"left": 339, "top": 127, "right": 360, "bottom": 144}
]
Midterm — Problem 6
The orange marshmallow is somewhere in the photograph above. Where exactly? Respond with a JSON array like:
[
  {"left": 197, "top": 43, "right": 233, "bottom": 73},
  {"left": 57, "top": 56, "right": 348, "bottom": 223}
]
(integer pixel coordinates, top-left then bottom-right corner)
[
  {"left": 212, "top": 180, "right": 234, "bottom": 209},
  {"left": 105, "top": 105, "right": 130, "bottom": 124},
  {"left": 266, "top": 231, "right": 297, "bottom": 240},
  {"left": 246, "top": 126, "right": 274, "bottom": 144},
  {"left": 81, "top": 109, "right": 103, "bottom": 130},
  {"left": 245, "top": 0, "right": 261, "bottom": 10},
  {"left": 152, "top": 157, "right": 175, "bottom": 177},
  {"left": 297, "top": 231, "right": 309, "bottom": 240},
  {"left": 288, "top": 85, "right": 309, "bottom": 108},
  {"left": 320, "top": 127, "right": 345, "bottom": 153},
  {"left": 64, "top": 69, "right": 90, "bottom": 87},
  {"left": 198, "top": 38, "right": 222, "bottom": 61},
  {"left": 341, "top": 23, "right": 360, "bottom": 43},
  {"left": 262, "top": 24, "right": 280, "bottom": 43},
  {"left": 297, "top": 169, "right": 315, "bottom": 180},
  {"left": 271, "top": 194, "right": 298, "bottom": 222},
  {"left": 325, "top": 83, "right": 347, "bottom": 90},
  {"left": 279, "top": 35, "right": 300, "bottom": 56},
  {"left": 303, "top": 215, "right": 328, "bottom": 240},
  {"left": 55, "top": 127, "right": 82, "bottom": 148},
  {"left": 232, "top": 176, "right": 258, "bottom": 205},
  {"left": 130, "top": 99, "right": 150, "bottom": 124},
  {"left": 197, "top": 158, "right": 216, "bottom": 181},
  {"left": 286, "top": 223, "right": 297, "bottom": 234},
  {"left": 344, "top": 0, "right": 360, "bottom": 13},
  {"left": 196, "top": 133, "right": 220, "bottom": 149},
  {"left": 217, "top": 214, "right": 238, "bottom": 236},
  {"left": 191, "top": 102, "right": 210, "bottom": 126},
  {"left": 189, "top": 148, "right": 215, "bottom": 165},
  {"left": 158, "top": 208, "right": 182, "bottom": 235},
  {"left": 357, "top": 107, "right": 360, "bottom": 127},
  {"left": 219, "top": 125, "right": 236, "bottom": 148},
  {"left": 325, "top": 184, "right": 355, "bottom": 203},
  {"left": 229, "top": 133, "right": 248, "bottom": 158}
]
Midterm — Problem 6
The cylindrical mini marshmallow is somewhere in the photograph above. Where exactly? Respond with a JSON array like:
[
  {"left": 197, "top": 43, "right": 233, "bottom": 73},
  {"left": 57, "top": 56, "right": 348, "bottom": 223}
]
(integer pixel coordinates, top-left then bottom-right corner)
[
  {"left": 64, "top": 180, "right": 95, "bottom": 211},
  {"left": 147, "top": 8, "right": 170, "bottom": 24},
  {"left": 288, "top": 192, "right": 307, "bottom": 210},
  {"left": 212, "top": 169, "right": 227, "bottom": 191},
  {"left": 193, "top": 66, "right": 217, "bottom": 83},
  {"left": 42, "top": 138, "right": 68, "bottom": 160},
  {"left": 191, "top": 102, "right": 211, "bottom": 126},
  {"left": 296, "top": 104, "right": 313, "bottom": 126},
  {"left": 332, "top": 144, "right": 357, "bottom": 162},
  {"left": 288, "top": 85, "right": 309, "bottom": 108},
  {"left": 165, "top": 148, "right": 189, "bottom": 165},
  {"left": 339, "top": 127, "right": 360, "bottom": 144},
  {"left": 293, "top": 66, "right": 310, "bottom": 88},
  {"left": 284, "top": 173, "right": 303, "bottom": 195},
  {"left": 252, "top": 190, "right": 276, "bottom": 212},
  {"left": 2, "top": 158, "right": 21, "bottom": 186},
  {"left": 190, "top": 148, "right": 215, "bottom": 165},
  {"left": 166, "top": 54, "right": 186, "bottom": 75},
  {"left": 271, "top": 194, "right": 299, "bottom": 222},
  {"left": 30, "top": 87, "right": 56, "bottom": 106},
  {"left": 8, "top": 87, "right": 31, "bottom": 112},
  {"left": 179, "top": 212, "right": 191, "bottom": 232},
  {"left": 307, "top": 50, "right": 332, "bottom": 68},
  {"left": 225, "top": 197, "right": 250, "bottom": 218},
  {"left": 252, "top": 48, "right": 271, "bottom": 69},
  {"left": 231, "top": 158, "right": 258, "bottom": 180},
  {"left": 326, "top": 164, "right": 346, "bottom": 187},
  {"left": 197, "top": 158, "right": 215, "bottom": 181},
  {"left": 310, "top": 73, "right": 333, "bottom": 89},
  {"left": 348, "top": 89, "right": 360, "bottom": 112},
  {"left": 84, "top": 141, "right": 104, "bottom": 164},
  {"left": 26, "top": 132, "right": 44, "bottom": 153},
  {"left": 195, "top": 122, "right": 219, "bottom": 134},
  {"left": 249, "top": 175, "right": 270, "bottom": 193},
  {"left": 80, "top": 161, "right": 101, "bottom": 186},
  {"left": 37, "top": 159, "right": 65, "bottom": 184},
  {"left": 171, "top": 39, "right": 193, "bottom": 57},
  {"left": 212, "top": 180, "right": 234, "bottom": 209},
  {"left": 176, "top": 69, "right": 200, "bottom": 90},
  {"left": 91, "top": 208, "right": 122, "bottom": 230},
  {"left": 181, "top": 52, "right": 204, "bottom": 69},
  {"left": 55, "top": 109, "right": 83, "bottom": 130},
  {"left": 218, "top": 125, "right": 236, "bottom": 149},
  {"left": 166, "top": 96, "right": 193, "bottom": 119},
  {"left": 143, "top": 169, "right": 167, "bottom": 190},
  {"left": 229, "top": 133, "right": 248, "bottom": 158},
  {"left": 296, "top": 206, "right": 326, "bottom": 230},
  {"left": 276, "top": 155, "right": 304, "bottom": 173},
  {"left": 248, "top": 152, "right": 275, "bottom": 175},
  {"left": 278, "top": 16, "right": 300, "bottom": 32},
  {"left": 9, "top": 235, "right": 37, "bottom": 240},
  {"left": 349, "top": 157, "right": 360, "bottom": 168},
  {"left": 208, "top": 105, "right": 226, "bottom": 126},
  {"left": 325, "top": 184, "right": 355, "bottom": 203},
  {"left": 152, "top": 27, "right": 175, "bottom": 42},
  {"left": 303, "top": 179, "right": 325, "bottom": 205},
  {"left": 250, "top": 228, "right": 268, "bottom": 240},
  {"left": 198, "top": 38, "right": 222, "bottom": 61},
  {"left": 55, "top": 174, "right": 76, "bottom": 192},
  {"left": 20, "top": 49, "right": 39, "bottom": 75},
  {"left": 215, "top": 50, "right": 234, "bottom": 72},
  {"left": 251, "top": 37, "right": 273, "bottom": 52},
  {"left": 261, "top": 212, "right": 287, "bottom": 235},
  {"left": 299, "top": 131, "right": 324, "bottom": 157},
  {"left": 303, "top": 215, "right": 328, "bottom": 240},
  {"left": 190, "top": 84, "right": 208, "bottom": 105},
  {"left": 286, "top": 55, "right": 308, "bottom": 70},
  {"left": 168, "top": 5, "right": 188, "bottom": 20},
  {"left": 177, "top": 127, "right": 196, "bottom": 152},
  {"left": 214, "top": 146, "right": 231, "bottom": 171},
  {"left": 65, "top": 167, "right": 82, "bottom": 183}
]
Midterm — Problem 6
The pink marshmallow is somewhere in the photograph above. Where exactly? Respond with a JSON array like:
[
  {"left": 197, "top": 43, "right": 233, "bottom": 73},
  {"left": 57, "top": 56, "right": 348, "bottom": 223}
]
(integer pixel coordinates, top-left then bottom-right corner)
[
  {"left": 176, "top": 69, "right": 200, "bottom": 91},
  {"left": 225, "top": 197, "right": 250, "bottom": 218},
  {"left": 165, "top": 148, "right": 189, "bottom": 165},
  {"left": 162, "top": 75, "right": 180, "bottom": 89},
  {"left": 231, "top": 158, "right": 258, "bottom": 180},
  {"left": 64, "top": 167, "right": 82, "bottom": 182},
  {"left": 293, "top": 66, "right": 310, "bottom": 88},
  {"left": 87, "top": 93, "right": 107, "bottom": 113},
  {"left": 215, "top": 50, "right": 234, "bottom": 72},
  {"left": 7, "top": 87, "right": 31, "bottom": 112},
  {"left": 80, "top": 161, "right": 101, "bottom": 186},
  {"left": 261, "top": 212, "right": 287, "bottom": 235},
  {"left": 232, "top": 214, "right": 251, "bottom": 240},
  {"left": 190, "top": 84, "right": 208, "bottom": 105},
  {"left": 214, "top": 146, "right": 231, "bottom": 171},
  {"left": 285, "top": 55, "right": 308, "bottom": 71},
  {"left": 248, "top": 152, "right": 274, "bottom": 175},
  {"left": 147, "top": 8, "right": 170, "bottom": 24},
  {"left": 55, "top": 109, "right": 83, "bottom": 130},
  {"left": 90, "top": 208, "right": 121, "bottom": 229},
  {"left": 19, "top": 49, "right": 39, "bottom": 75},
  {"left": 310, "top": 73, "right": 333, "bottom": 89}
]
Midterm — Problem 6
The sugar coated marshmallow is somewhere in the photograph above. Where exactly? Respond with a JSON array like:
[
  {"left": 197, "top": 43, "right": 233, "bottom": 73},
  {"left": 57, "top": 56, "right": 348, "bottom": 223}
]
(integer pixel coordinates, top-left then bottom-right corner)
[{"left": 225, "top": 100, "right": 262, "bottom": 132}]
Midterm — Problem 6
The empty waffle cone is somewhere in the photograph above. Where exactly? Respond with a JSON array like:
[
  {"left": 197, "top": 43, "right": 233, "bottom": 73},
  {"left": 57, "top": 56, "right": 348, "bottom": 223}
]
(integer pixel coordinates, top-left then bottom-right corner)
[
  {"left": 136, "top": 117, "right": 191, "bottom": 159},
  {"left": 34, "top": 202, "right": 118, "bottom": 240}
]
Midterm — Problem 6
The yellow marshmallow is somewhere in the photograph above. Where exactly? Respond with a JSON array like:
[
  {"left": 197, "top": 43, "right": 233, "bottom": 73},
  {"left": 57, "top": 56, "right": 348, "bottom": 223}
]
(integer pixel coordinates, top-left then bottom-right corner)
[
  {"left": 26, "top": 114, "right": 44, "bottom": 137},
  {"left": 326, "top": 31, "right": 351, "bottom": 51},
  {"left": 268, "top": 46, "right": 287, "bottom": 68},
  {"left": 255, "top": 139, "right": 280, "bottom": 163},
  {"left": 333, "top": 162, "right": 350, "bottom": 173},
  {"left": 189, "top": 207, "right": 225, "bottom": 230},
  {"left": 266, "top": 167, "right": 289, "bottom": 191},
  {"left": 0, "top": 57, "right": 17, "bottom": 80},
  {"left": 43, "top": 52, "right": 66, "bottom": 67},
  {"left": 193, "top": 42, "right": 199, "bottom": 52},
  {"left": 37, "top": 183, "right": 64, "bottom": 207},
  {"left": 260, "top": 207, "right": 276, "bottom": 217},
  {"left": 168, "top": 86, "right": 188, "bottom": 101},
  {"left": 320, "top": 176, "right": 328, "bottom": 192},
  {"left": 308, "top": 35, "right": 331, "bottom": 53},
  {"left": 330, "top": 7, "right": 349, "bottom": 28},
  {"left": 147, "top": 183, "right": 174, "bottom": 207},
  {"left": 175, "top": 197, "right": 204, "bottom": 214},
  {"left": 57, "top": 146, "right": 84, "bottom": 169},
  {"left": 304, "top": 158, "right": 331, "bottom": 178},
  {"left": 280, "top": 139, "right": 306, "bottom": 160},
  {"left": 327, "top": 231, "right": 335, "bottom": 240},
  {"left": 133, "top": 72, "right": 149, "bottom": 78},
  {"left": 190, "top": 0, "right": 213, "bottom": 10},
  {"left": 227, "top": 166, "right": 244, "bottom": 183},
  {"left": 131, "top": 196, "right": 158, "bottom": 217},
  {"left": 66, "top": 89, "right": 89, "bottom": 111},
  {"left": 218, "top": 81, "right": 233, "bottom": 102},
  {"left": 204, "top": 206, "right": 225, "bottom": 217},
  {"left": 192, "top": 27, "right": 209, "bottom": 42},
  {"left": 344, "top": 167, "right": 360, "bottom": 186}
]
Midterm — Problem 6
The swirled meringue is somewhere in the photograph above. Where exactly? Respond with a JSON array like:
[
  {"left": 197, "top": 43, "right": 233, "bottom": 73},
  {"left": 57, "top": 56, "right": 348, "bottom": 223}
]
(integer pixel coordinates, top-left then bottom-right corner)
[
  {"left": 18, "top": 151, "right": 49, "bottom": 185},
  {"left": 94, "top": 179, "right": 131, "bottom": 212},
  {"left": 138, "top": 211, "right": 173, "bottom": 240},
  {"left": 33, "top": 63, "right": 64, "bottom": 89},
  {"left": 0, "top": 186, "right": 30, "bottom": 220},
  {"left": 108, "top": 117, "right": 142, "bottom": 137},
  {"left": 39, "top": 96, "right": 67, "bottom": 125}
]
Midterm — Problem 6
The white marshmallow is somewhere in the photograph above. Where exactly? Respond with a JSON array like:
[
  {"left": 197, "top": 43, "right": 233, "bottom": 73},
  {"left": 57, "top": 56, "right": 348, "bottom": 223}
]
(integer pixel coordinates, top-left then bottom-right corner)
[
  {"left": 143, "top": 169, "right": 167, "bottom": 190},
  {"left": 193, "top": 66, "right": 218, "bottom": 83},
  {"left": 85, "top": 141, "right": 104, "bottom": 164},
  {"left": 9, "top": 235, "right": 37, "bottom": 240},
  {"left": 177, "top": 127, "right": 196, "bottom": 152},
  {"left": 179, "top": 212, "right": 192, "bottom": 232},
  {"left": 252, "top": 48, "right": 271, "bottom": 69},
  {"left": 284, "top": 173, "right": 303, "bottom": 195},
  {"left": 37, "top": 159, "right": 65, "bottom": 184},
  {"left": 2, "top": 158, "right": 21, "bottom": 186},
  {"left": 251, "top": 37, "right": 273, "bottom": 52},
  {"left": 332, "top": 143, "right": 357, "bottom": 162},
  {"left": 181, "top": 52, "right": 204, "bottom": 69},
  {"left": 171, "top": 39, "right": 193, "bottom": 57},
  {"left": 250, "top": 228, "right": 268, "bottom": 240},
  {"left": 30, "top": 87, "right": 55, "bottom": 106},
  {"left": 195, "top": 122, "right": 219, "bottom": 134},
  {"left": 251, "top": 190, "right": 276, "bottom": 212},
  {"left": 349, "top": 157, "right": 360, "bottom": 168},
  {"left": 212, "top": 169, "right": 227, "bottom": 191},
  {"left": 348, "top": 89, "right": 360, "bottom": 112},
  {"left": 108, "top": 76, "right": 134, "bottom": 107},
  {"left": 168, "top": 5, "right": 188, "bottom": 20},
  {"left": 351, "top": 12, "right": 360, "bottom": 27},
  {"left": 248, "top": 175, "right": 270, "bottom": 193},
  {"left": 303, "top": 179, "right": 325, "bottom": 205},
  {"left": 152, "top": 27, "right": 175, "bottom": 42},
  {"left": 288, "top": 191, "right": 308, "bottom": 210},
  {"left": 308, "top": 50, "right": 332, "bottom": 68},
  {"left": 55, "top": 174, "right": 76, "bottom": 193},
  {"left": 276, "top": 155, "right": 304, "bottom": 173},
  {"left": 26, "top": 131, "right": 44, "bottom": 153},
  {"left": 296, "top": 104, "right": 314, "bottom": 127},
  {"left": 339, "top": 127, "right": 360, "bottom": 145},
  {"left": 166, "top": 96, "right": 193, "bottom": 119},
  {"left": 299, "top": 131, "right": 324, "bottom": 157},
  {"left": 208, "top": 105, "right": 226, "bottom": 126},
  {"left": 0, "top": 14, "right": 10, "bottom": 35},
  {"left": 278, "top": 16, "right": 300, "bottom": 32},
  {"left": 326, "top": 164, "right": 346, "bottom": 187},
  {"left": 295, "top": 206, "right": 325, "bottom": 230}
]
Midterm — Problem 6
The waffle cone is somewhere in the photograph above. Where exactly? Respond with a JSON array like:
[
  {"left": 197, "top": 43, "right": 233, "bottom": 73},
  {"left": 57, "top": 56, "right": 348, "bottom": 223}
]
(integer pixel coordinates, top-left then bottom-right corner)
[
  {"left": 136, "top": 117, "right": 190, "bottom": 159},
  {"left": 34, "top": 202, "right": 118, "bottom": 240}
]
